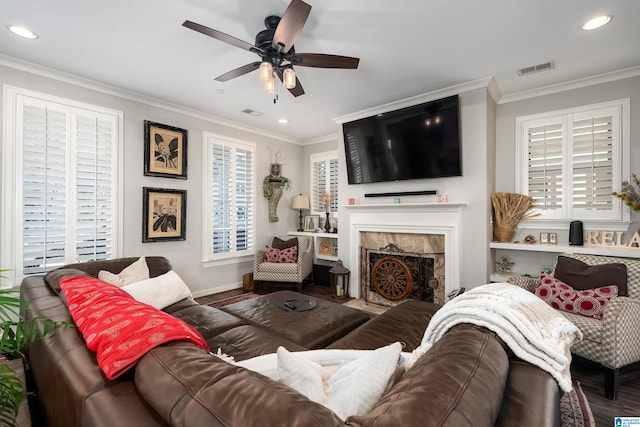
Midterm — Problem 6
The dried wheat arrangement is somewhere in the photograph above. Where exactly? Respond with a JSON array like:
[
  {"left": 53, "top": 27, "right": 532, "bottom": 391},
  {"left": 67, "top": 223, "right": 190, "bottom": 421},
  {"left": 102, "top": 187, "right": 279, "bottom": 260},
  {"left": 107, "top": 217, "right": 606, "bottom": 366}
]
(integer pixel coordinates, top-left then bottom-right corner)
[{"left": 491, "top": 192, "right": 540, "bottom": 229}]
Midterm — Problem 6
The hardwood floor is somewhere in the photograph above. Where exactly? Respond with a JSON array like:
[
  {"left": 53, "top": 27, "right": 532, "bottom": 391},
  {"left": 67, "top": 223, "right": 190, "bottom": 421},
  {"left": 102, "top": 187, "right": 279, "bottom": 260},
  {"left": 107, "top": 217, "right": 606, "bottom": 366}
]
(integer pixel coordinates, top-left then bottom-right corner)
[
  {"left": 571, "top": 358, "right": 640, "bottom": 426},
  {"left": 199, "top": 287, "right": 640, "bottom": 426}
]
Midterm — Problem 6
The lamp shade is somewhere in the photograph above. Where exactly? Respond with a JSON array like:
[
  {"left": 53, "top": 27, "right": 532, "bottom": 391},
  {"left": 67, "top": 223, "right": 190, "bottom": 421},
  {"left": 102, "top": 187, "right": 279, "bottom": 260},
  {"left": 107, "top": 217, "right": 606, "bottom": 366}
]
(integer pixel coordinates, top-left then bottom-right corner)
[{"left": 291, "top": 195, "right": 310, "bottom": 210}]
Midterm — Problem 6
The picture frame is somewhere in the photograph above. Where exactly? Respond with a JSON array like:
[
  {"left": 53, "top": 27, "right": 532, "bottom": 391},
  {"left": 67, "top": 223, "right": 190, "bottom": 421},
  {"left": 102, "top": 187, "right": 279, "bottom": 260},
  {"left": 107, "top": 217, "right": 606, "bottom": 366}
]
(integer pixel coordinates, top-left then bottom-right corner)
[
  {"left": 303, "top": 215, "right": 320, "bottom": 232},
  {"left": 144, "top": 120, "right": 188, "bottom": 179},
  {"left": 142, "top": 187, "right": 187, "bottom": 242},
  {"left": 319, "top": 241, "right": 334, "bottom": 256},
  {"left": 549, "top": 232, "right": 557, "bottom": 244},
  {"left": 540, "top": 232, "right": 549, "bottom": 244}
]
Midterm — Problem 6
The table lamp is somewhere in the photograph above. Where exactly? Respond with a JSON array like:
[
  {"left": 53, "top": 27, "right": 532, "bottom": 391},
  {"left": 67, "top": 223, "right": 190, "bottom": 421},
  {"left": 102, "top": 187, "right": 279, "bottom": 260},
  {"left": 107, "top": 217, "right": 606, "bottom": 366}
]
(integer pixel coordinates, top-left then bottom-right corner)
[{"left": 291, "top": 194, "right": 310, "bottom": 232}]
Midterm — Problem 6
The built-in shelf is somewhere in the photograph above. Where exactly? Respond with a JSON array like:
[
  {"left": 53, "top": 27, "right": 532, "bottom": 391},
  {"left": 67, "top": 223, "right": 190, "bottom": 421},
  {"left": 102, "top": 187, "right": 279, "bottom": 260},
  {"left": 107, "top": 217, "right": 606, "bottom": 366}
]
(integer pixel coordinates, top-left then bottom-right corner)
[
  {"left": 288, "top": 231, "right": 339, "bottom": 263},
  {"left": 489, "top": 241, "right": 640, "bottom": 281},
  {"left": 490, "top": 242, "right": 640, "bottom": 259}
]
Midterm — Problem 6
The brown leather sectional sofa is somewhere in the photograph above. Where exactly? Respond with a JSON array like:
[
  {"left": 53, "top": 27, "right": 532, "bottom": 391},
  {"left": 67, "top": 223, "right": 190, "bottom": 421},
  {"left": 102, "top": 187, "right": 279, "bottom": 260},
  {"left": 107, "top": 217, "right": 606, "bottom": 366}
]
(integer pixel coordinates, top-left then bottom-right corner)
[{"left": 21, "top": 257, "right": 561, "bottom": 427}]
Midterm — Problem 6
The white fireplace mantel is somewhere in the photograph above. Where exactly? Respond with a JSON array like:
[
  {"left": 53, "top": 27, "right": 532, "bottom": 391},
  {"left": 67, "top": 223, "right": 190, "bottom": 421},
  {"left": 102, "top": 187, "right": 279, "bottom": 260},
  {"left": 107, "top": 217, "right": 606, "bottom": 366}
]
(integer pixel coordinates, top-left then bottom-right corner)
[
  {"left": 340, "top": 202, "right": 467, "bottom": 299},
  {"left": 341, "top": 202, "right": 467, "bottom": 212}
]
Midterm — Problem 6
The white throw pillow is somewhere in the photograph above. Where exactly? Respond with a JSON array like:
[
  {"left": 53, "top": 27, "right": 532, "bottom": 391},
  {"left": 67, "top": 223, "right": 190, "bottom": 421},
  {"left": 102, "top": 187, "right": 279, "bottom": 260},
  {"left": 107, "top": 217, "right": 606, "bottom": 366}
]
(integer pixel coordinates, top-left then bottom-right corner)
[
  {"left": 121, "top": 270, "right": 192, "bottom": 310},
  {"left": 98, "top": 256, "right": 149, "bottom": 287},
  {"left": 276, "top": 342, "right": 402, "bottom": 420}
]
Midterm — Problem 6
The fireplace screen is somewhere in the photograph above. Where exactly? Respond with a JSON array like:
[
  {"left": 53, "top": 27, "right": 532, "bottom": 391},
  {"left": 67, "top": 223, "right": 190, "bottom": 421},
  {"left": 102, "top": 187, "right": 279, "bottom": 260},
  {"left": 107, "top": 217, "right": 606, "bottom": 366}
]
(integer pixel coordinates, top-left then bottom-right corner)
[{"left": 365, "top": 244, "right": 436, "bottom": 304}]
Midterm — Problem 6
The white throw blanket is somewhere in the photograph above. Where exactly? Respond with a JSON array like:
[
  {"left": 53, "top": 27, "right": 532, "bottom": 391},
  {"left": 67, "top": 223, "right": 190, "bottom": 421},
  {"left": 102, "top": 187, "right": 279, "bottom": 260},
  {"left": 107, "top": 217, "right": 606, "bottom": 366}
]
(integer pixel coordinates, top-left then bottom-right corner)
[{"left": 405, "top": 283, "right": 583, "bottom": 393}]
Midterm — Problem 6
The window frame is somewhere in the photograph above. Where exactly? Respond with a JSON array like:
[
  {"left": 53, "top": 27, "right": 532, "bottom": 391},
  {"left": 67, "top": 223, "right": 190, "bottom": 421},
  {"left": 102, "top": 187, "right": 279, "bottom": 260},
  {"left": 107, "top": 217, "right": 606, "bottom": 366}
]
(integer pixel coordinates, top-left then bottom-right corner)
[
  {"left": 515, "top": 98, "right": 630, "bottom": 230},
  {"left": 309, "top": 150, "right": 339, "bottom": 215},
  {"left": 1, "top": 85, "right": 123, "bottom": 286},
  {"left": 201, "top": 132, "right": 256, "bottom": 267}
]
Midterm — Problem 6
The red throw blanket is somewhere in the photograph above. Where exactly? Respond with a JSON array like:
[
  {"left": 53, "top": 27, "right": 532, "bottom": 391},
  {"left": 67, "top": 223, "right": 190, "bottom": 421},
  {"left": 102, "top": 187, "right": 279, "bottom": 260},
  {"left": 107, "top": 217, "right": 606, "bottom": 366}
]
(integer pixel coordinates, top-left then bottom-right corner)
[{"left": 61, "top": 276, "right": 209, "bottom": 380}]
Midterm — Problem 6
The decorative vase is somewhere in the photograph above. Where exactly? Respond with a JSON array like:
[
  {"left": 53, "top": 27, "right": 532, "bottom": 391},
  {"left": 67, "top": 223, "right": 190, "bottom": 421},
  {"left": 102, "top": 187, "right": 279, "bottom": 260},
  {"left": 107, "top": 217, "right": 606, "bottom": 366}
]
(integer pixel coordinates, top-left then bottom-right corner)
[
  {"left": 324, "top": 212, "right": 331, "bottom": 233},
  {"left": 494, "top": 226, "right": 515, "bottom": 243}
]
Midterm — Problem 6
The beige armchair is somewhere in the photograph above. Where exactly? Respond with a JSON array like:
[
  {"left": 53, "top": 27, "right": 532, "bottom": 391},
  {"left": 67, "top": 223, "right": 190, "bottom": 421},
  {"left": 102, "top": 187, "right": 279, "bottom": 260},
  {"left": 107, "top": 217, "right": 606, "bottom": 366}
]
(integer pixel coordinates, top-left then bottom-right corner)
[
  {"left": 507, "top": 252, "right": 640, "bottom": 400},
  {"left": 253, "top": 235, "right": 313, "bottom": 293}
]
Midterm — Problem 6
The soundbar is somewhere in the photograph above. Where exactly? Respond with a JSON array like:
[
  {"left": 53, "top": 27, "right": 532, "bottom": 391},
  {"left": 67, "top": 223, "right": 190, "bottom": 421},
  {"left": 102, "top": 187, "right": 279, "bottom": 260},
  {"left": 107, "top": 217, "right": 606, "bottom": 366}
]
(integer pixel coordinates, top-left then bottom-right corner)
[{"left": 364, "top": 190, "right": 437, "bottom": 198}]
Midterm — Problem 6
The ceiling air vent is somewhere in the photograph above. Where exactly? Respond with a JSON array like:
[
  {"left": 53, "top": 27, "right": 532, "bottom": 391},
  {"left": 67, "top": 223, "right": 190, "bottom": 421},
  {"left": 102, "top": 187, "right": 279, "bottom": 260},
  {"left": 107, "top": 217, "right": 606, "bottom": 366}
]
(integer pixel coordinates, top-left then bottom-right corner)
[
  {"left": 517, "top": 60, "right": 555, "bottom": 76},
  {"left": 241, "top": 108, "right": 263, "bottom": 117}
]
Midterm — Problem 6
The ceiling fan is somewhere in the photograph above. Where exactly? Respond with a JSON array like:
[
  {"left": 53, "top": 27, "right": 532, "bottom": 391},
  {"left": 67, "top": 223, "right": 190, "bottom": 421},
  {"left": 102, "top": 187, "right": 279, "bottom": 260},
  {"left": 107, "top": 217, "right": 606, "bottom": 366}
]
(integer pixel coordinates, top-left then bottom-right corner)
[{"left": 182, "top": 0, "right": 360, "bottom": 99}]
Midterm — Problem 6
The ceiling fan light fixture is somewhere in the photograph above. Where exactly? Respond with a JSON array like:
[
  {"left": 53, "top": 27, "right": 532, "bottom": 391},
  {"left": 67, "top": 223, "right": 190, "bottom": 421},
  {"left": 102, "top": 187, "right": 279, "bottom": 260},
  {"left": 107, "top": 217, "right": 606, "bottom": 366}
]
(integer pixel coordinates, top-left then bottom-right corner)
[
  {"left": 259, "top": 61, "right": 273, "bottom": 82},
  {"left": 283, "top": 67, "right": 296, "bottom": 89},
  {"left": 264, "top": 78, "right": 275, "bottom": 94}
]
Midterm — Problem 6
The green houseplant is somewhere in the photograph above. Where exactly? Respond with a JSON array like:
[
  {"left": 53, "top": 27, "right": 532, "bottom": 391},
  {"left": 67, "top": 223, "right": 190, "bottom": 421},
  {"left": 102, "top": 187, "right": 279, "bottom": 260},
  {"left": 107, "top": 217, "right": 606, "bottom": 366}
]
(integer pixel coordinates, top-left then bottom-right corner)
[{"left": 1, "top": 271, "right": 70, "bottom": 427}]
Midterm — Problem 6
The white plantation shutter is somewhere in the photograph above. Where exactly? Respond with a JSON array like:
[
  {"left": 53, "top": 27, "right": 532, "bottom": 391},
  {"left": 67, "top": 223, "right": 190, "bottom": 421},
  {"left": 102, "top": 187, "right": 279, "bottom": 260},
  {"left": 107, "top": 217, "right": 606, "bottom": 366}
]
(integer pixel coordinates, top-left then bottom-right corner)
[
  {"left": 75, "top": 115, "right": 116, "bottom": 262},
  {"left": 206, "top": 134, "right": 255, "bottom": 259},
  {"left": 571, "top": 109, "right": 616, "bottom": 216},
  {"left": 526, "top": 121, "right": 564, "bottom": 212},
  {"left": 310, "top": 151, "right": 339, "bottom": 214},
  {"left": 3, "top": 89, "right": 120, "bottom": 280},
  {"left": 517, "top": 100, "right": 625, "bottom": 222},
  {"left": 21, "top": 104, "right": 68, "bottom": 274}
]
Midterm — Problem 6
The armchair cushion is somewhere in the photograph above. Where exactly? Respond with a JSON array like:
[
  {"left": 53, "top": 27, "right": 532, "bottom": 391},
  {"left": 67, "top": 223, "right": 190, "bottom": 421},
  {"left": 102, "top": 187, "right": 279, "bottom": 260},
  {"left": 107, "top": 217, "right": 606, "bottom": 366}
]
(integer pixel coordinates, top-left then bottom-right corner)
[
  {"left": 264, "top": 245, "right": 298, "bottom": 263},
  {"left": 554, "top": 255, "right": 628, "bottom": 296},
  {"left": 272, "top": 236, "right": 298, "bottom": 251},
  {"left": 535, "top": 272, "right": 618, "bottom": 320}
]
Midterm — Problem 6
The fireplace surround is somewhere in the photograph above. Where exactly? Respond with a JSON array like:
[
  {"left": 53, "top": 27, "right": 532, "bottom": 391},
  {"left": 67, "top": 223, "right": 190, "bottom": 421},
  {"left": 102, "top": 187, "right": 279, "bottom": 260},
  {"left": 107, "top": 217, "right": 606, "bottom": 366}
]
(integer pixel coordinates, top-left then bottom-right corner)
[{"left": 342, "top": 202, "right": 466, "bottom": 303}]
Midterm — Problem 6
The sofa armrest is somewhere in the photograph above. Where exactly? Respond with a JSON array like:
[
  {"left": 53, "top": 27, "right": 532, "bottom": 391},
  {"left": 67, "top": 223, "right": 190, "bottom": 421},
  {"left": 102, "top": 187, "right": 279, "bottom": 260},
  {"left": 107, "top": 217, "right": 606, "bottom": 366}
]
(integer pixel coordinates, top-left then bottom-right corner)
[
  {"left": 600, "top": 296, "right": 640, "bottom": 367},
  {"left": 506, "top": 275, "right": 538, "bottom": 293},
  {"left": 296, "top": 245, "right": 314, "bottom": 278}
]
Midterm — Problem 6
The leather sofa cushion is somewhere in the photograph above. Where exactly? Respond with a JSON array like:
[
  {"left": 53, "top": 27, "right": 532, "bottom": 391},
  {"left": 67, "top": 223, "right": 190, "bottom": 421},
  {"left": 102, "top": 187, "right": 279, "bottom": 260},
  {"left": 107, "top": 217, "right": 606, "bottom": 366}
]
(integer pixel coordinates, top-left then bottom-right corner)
[
  {"left": 44, "top": 268, "right": 90, "bottom": 295},
  {"left": 328, "top": 300, "right": 439, "bottom": 352},
  {"left": 495, "top": 360, "right": 560, "bottom": 427},
  {"left": 206, "top": 325, "right": 308, "bottom": 361},
  {"left": 135, "top": 342, "right": 345, "bottom": 427},
  {"left": 166, "top": 301, "right": 248, "bottom": 340},
  {"left": 346, "top": 325, "right": 509, "bottom": 427},
  {"left": 554, "top": 255, "right": 628, "bottom": 296}
]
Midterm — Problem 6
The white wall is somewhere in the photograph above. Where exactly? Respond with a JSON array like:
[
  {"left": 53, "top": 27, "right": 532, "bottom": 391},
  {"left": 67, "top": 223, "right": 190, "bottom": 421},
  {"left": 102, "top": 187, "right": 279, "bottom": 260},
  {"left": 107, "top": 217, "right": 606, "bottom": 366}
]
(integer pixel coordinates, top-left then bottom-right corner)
[
  {"left": 0, "top": 62, "right": 304, "bottom": 295},
  {"left": 335, "top": 80, "right": 498, "bottom": 290},
  {"left": 495, "top": 73, "right": 640, "bottom": 244}
]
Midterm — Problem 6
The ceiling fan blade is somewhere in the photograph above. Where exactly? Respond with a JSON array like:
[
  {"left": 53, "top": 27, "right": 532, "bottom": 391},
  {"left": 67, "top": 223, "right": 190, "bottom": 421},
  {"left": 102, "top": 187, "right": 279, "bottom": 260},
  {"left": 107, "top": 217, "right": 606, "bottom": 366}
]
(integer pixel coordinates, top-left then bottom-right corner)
[
  {"left": 183, "top": 20, "right": 263, "bottom": 55},
  {"left": 214, "top": 62, "right": 261, "bottom": 82},
  {"left": 272, "top": 0, "right": 311, "bottom": 52},
  {"left": 290, "top": 53, "right": 360, "bottom": 69},
  {"left": 275, "top": 69, "right": 305, "bottom": 97}
]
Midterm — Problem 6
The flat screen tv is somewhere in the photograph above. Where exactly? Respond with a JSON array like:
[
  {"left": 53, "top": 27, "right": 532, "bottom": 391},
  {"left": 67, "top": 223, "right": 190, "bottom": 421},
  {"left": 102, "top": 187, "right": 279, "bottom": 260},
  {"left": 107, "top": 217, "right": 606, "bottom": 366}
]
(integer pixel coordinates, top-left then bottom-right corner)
[{"left": 342, "top": 95, "right": 461, "bottom": 185}]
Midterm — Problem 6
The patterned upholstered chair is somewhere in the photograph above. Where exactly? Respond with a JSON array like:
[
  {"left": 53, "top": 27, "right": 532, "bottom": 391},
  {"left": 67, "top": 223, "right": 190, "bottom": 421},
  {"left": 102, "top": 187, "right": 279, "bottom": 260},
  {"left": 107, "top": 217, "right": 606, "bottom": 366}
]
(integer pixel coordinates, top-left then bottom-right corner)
[
  {"left": 507, "top": 252, "right": 640, "bottom": 400},
  {"left": 253, "top": 235, "right": 313, "bottom": 293}
]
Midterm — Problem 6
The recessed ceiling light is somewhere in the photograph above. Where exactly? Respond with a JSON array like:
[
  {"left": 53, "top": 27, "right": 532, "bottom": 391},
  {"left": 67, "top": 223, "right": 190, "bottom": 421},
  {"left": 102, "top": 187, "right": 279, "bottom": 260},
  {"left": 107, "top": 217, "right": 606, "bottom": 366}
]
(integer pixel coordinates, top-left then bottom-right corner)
[
  {"left": 582, "top": 15, "right": 612, "bottom": 31},
  {"left": 278, "top": 118, "right": 289, "bottom": 124},
  {"left": 7, "top": 25, "right": 38, "bottom": 39}
]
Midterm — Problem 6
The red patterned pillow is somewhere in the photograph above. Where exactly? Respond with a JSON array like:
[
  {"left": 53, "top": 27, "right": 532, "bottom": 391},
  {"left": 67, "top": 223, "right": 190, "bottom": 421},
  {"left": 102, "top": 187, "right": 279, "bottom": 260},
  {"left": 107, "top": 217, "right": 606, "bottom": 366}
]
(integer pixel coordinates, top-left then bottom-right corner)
[
  {"left": 535, "top": 272, "right": 618, "bottom": 320},
  {"left": 264, "top": 245, "right": 298, "bottom": 263}
]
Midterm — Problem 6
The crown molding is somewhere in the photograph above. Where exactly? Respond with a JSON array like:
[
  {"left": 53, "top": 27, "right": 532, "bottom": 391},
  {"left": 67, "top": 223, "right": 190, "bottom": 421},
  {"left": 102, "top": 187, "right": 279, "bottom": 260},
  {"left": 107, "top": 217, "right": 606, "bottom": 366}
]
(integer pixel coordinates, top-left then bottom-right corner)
[
  {"left": 333, "top": 76, "right": 495, "bottom": 125},
  {"left": 0, "top": 54, "right": 301, "bottom": 145},
  {"left": 301, "top": 133, "right": 339, "bottom": 146},
  {"left": 499, "top": 66, "right": 640, "bottom": 104}
]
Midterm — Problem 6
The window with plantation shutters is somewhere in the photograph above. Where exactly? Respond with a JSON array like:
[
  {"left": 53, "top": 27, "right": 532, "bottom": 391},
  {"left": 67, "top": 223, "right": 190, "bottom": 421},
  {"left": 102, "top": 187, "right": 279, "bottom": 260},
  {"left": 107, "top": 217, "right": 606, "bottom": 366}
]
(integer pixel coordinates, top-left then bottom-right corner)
[
  {"left": 2, "top": 87, "right": 121, "bottom": 283},
  {"left": 204, "top": 133, "right": 255, "bottom": 262},
  {"left": 310, "top": 151, "right": 339, "bottom": 214},
  {"left": 516, "top": 100, "right": 628, "bottom": 223}
]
